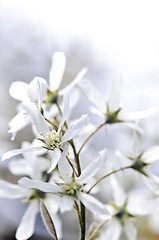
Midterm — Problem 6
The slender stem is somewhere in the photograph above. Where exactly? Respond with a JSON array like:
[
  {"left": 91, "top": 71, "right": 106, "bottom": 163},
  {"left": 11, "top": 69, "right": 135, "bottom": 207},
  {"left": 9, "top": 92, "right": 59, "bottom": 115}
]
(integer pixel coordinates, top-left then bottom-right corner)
[
  {"left": 87, "top": 165, "right": 132, "bottom": 194},
  {"left": 77, "top": 122, "right": 105, "bottom": 156},
  {"left": 74, "top": 200, "right": 83, "bottom": 230},
  {"left": 80, "top": 202, "right": 86, "bottom": 240},
  {"left": 56, "top": 102, "right": 85, "bottom": 239}
]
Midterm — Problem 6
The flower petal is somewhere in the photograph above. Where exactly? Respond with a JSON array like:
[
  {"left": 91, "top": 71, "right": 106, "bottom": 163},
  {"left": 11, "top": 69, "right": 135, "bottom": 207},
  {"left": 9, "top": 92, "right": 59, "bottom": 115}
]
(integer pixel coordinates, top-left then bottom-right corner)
[
  {"left": 78, "top": 149, "right": 107, "bottom": 183},
  {"left": 108, "top": 77, "right": 122, "bottom": 112},
  {"left": 49, "top": 52, "right": 66, "bottom": 91},
  {"left": 124, "top": 221, "right": 137, "bottom": 240},
  {"left": 23, "top": 102, "right": 49, "bottom": 136},
  {"left": 102, "top": 218, "right": 122, "bottom": 240},
  {"left": 62, "top": 114, "right": 89, "bottom": 142},
  {"left": 16, "top": 201, "right": 38, "bottom": 240},
  {"left": 142, "top": 146, "right": 159, "bottom": 163},
  {"left": 1, "top": 146, "right": 42, "bottom": 161},
  {"left": 78, "top": 192, "right": 110, "bottom": 217},
  {"left": 27, "top": 77, "right": 47, "bottom": 109},
  {"left": 18, "top": 177, "right": 61, "bottom": 193},
  {"left": 57, "top": 94, "right": 69, "bottom": 134},
  {"left": 78, "top": 79, "right": 106, "bottom": 113},
  {"left": 47, "top": 148, "right": 61, "bottom": 173},
  {"left": 8, "top": 112, "right": 30, "bottom": 141},
  {"left": 118, "top": 106, "right": 159, "bottom": 121},
  {"left": 9, "top": 81, "right": 28, "bottom": 101},
  {"left": 58, "top": 144, "right": 72, "bottom": 182},
  {"left": 60, "top": 68, "right": 87, "bottom": 95},
  {"left": 0, "top": 179, "right": 27, "bottom": 199},
  {"left": 8, "top": 159, "right": 32, "bottom": 176}
]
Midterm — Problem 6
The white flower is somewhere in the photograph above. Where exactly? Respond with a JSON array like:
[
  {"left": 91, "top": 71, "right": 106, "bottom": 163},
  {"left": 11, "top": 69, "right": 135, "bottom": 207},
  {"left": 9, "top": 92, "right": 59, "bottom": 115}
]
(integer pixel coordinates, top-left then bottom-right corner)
[
  {"left": 8, "top": 52, "right": 87, "bottom": 140},
  {"left": 97, "top": 175, "right": 152, "bottom": 240},
  {"left": 0, "top": 179, "right": 61, "bottom": 240},
  {"left": 2, "top": 96, "right": 89, "bottom": 173},
  {"left": 78, "top": 78, "right": 158, "bottom": 129},
  {"left": 43, "top": 51, "right": 87, "bottom": 105},
  {"left": 116, "top": 133, "right": 159, "bottom": 180},
  {"left": 9, "top": 77, "right": 47, "bottom": 140},
  {"left": 18, "top": 149, "right": 111, "bottom": 218}
]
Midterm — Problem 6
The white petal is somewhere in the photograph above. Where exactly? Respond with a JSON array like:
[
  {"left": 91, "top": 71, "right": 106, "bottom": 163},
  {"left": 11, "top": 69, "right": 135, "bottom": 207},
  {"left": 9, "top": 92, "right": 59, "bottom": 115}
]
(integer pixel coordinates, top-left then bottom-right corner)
[
  {"left": 78, "top": 79, "right": 106, "bottom": 113},
  {"left": 62, "top": 114, "right": 89, "bottom": 142},
  {"left": 44, "top": 196, "right": 59, "bottom": 215},
  {"left": 8, "top": 159, "right": 32, "bottom": 176},
  {"left": 121, "top": 122, "right": 144, "bottom": 135},
  {"left": 118, "top": 106, "right": 159, "bottom": 121},
  {"left": 108, "top": 77, "right": 122, "bottom": 112},
  {"left": 109, "top": 175, "right": 126, "bottom": 206},
  {"left": 142, "top": 146, "right": 159, "bottom": 163},
  {"left": 60, "top": 68, "right": 87, "bottom": 95},
  {"left": 49, "top": 52, "right": 66, "bottom": 91},
  {"left": 103, "top": 218, "right": 122, "bottom": 240},
  {"left": 16, "top": 201, "right": 38, "bottom": 240},
  {"left": 8, "top": 112, "right": 30, "bottom": 140},
  {"left": 58, "top": 144, "right": 72, "bottom": 182},
  {"left": 9, "top": 81, "right": 28, "bottom": 101},
  {"left": 42, "top": 198, "right": 63, "bottom": 238},
  {"left": 47, "top": 148, "right": 61, "bottom": 173},
  {"left": 124, "top": 221, "right": 137, "bottom": 240},
  {"left": 57, "top": 94, "right": 69, "bottom": 134},
  {"left": 78, "top": 149, "right": 107, "bottom": 183},
  {"left": 18, "top": 177, "right": 61, "bottom": 193},
  {"left": 27, "top": 77, "right": 47, "bottom": 109},
  {"left": 78, "top": 192, "right": 110, "bottom": 217},
  {"left": 0, "top": 179, "right": 27, "bottom": 199},
  {"left": 1, "top": 146, "right": 42, "bottom": 161},
  {"left": 23, "top": 102, "right": 49, "bottom": 135},
  {"left": 58, "top": 196, "right": 74, "bottom": 213}
]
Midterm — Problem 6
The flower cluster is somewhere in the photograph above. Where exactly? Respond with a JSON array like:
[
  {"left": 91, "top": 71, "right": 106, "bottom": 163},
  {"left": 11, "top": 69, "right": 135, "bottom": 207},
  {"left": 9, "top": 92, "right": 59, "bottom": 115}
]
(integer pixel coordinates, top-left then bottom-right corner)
[{"left": 1, "top": 51, "right": 159, "bottom": 240}]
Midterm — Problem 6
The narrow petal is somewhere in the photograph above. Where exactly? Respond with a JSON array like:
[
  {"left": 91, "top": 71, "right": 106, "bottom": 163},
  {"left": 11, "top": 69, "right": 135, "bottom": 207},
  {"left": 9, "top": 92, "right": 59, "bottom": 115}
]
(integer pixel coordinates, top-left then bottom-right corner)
[
  {"left": 18, "top": 177, "right": 61, "bottom": 193},
  {"left": 62, "top": 114, "right": 89, "bottom": 142},
  {"left": 49, "top": 52, "right": 66, "bottom": 91},
  {"left": 121, "top": 122, "right": 144, "bottom": 135},
  {"left": 8, "top": 112, "right": 30, "bottom": 140},
  {"left": 47, "top": 148, "right": 61, "bottom": 173},
  {"left": 124, "top": 221, "right": 137, "bottom": 240},
  {"left": 109, "top": 175, "right": 126, "bottom": 206},
  {"left": 78, "top": 79, "right": 106, "bottom": 113},
  {"left": 0, "top": 179, "right": 27, "bottom": 199},
  {"left": 108, "top": 77, "right": 122, "bottom": 112},
  {"left": 23, "top": 102, "right": 49, "bottom": 136},
  {"left": 60, "top": 68, "right": 87, "bottom": 95},
  {"left": 78, "top": 192, "right": 110, "bottom": 217},
  {"left": 102, "top": 218, "right": 122, "bottom": 240},
  {"left": 58, "top": 144, "right": 72, "bottom": 182},
  {"left": 78, "top": 149, "right": 107, "bottom": 183},
  {"left": 9, "top": 81, "right": 28, "bottom": 101},
  {"left": 142, "top": 146, "right": 159, "bottom": 163},
  {"left": 16, "top": 201, "right": 38, "bottom": 240},
  {"left": 27, "top": 77, "right": 47, "bottom": 109},
  {"left": 118, "top": 106, "right": 159, "bottom": 121},
  {"left": 57, "top": 94, "right": 69, "bottom": 134},
  {"left": 8, "top": 159, "right": 32, "bottom": 176},
  {"left": 1, "top": 146, "right": 42, "bottom": 161}
]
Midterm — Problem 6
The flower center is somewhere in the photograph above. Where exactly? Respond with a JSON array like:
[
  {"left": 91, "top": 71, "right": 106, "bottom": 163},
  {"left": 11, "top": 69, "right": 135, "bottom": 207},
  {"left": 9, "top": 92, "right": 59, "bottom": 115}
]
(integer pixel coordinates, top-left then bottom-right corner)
[
  {"left": 44, "top": 130, "right": 61, "bottom": 150},
  {"left": 62, "top": 181, "right": 82, "bottom": 197}
]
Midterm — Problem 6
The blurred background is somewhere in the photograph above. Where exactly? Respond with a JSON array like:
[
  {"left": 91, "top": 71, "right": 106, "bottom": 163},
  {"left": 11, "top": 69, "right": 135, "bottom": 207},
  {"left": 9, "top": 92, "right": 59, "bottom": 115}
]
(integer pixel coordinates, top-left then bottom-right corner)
[{"left": 0, "top": 0, "right": 159, "bottom": 239}]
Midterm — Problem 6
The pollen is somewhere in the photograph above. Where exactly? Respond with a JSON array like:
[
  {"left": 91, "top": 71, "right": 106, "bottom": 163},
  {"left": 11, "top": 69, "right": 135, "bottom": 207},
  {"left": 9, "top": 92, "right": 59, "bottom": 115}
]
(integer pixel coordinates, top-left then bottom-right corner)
[{"left": 44, "top": 130, "right": 61, "bottom": 150}]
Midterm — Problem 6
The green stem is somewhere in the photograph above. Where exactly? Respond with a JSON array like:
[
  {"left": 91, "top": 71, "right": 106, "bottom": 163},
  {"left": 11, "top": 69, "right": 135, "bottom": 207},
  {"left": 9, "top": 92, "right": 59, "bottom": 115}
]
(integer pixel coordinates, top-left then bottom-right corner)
[
  {"left": 56, "top": 102, "right": 85, "bottom": 239},
  {"left": 77, "top": 122, "right": 105, "bottom": 156},
  {"left": 87, "top": 165, "right": 132, "bottom": 194},
  {"left": 88, "top": 219, "right": 108, "bottom": 240}
]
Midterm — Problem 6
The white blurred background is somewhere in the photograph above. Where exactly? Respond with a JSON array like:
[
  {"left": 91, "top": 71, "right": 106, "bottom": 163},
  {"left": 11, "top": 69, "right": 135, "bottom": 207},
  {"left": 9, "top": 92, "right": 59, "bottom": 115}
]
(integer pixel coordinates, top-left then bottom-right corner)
[{"left": 0, "top": 0, "right": 159, "bottom": 239}]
